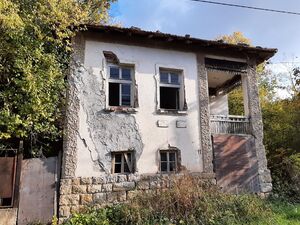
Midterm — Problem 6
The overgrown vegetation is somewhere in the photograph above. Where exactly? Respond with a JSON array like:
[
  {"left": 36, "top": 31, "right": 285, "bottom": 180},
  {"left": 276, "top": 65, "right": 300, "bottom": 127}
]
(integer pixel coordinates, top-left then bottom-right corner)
[
  {"left": 61, "top": 176, "right": 300, "bottom": 225},
  {"left": 0, "top": 0, "right": 114, "bottom": 156}
]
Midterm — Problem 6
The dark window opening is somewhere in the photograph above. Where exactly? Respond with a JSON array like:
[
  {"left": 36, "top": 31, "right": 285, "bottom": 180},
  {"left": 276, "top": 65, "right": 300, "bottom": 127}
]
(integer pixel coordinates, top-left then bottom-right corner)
[
  {"left": 112, "top": 152, "right": 134, "bottom": 174},
  {"left": 160, "top": 87, "right": 180, "bottom": 110},
  {"left": 0, "top": 198, "right": 12, "bottom": 207},
  {"left": 160, "top": 151, "right": 177, "bottom": 173},
  {"left": 109, "top": 83, "right": 120, "bottom": 106}
]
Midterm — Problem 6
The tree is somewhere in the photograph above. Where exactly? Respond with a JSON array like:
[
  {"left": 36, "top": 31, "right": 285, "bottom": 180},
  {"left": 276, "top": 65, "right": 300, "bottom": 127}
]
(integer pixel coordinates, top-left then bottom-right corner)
[
  {"left": 216, "top": 31, "right": 251, "bottom": 46},
  {"left": 0, "top": 0, "right": 114, "bottom": 156}
]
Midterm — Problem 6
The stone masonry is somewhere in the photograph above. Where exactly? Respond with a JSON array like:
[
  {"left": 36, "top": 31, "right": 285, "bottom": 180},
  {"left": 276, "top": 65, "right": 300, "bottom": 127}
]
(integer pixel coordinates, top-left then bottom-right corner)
[{"left": 59, "top": 173, "right": 215, "bottom": 221}]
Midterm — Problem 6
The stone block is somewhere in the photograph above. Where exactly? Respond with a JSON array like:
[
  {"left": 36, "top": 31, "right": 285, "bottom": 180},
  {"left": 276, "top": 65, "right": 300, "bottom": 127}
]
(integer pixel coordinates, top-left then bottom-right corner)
[
  {"left": 107, "top": 191, "right": 126, "bottom": 203},
  {"left": 259, "top": 170, "right": 272, "bottom": 183},
  {"left": 87, "top": 185, "right": 102, "bottom": 194},
  {"left": 157, "top": 120, "right": 168, "bottom": 128},
  {"left": 59, "top": 194, "right": 79, "bottom": 206},
  {"left": 117, "top": 175, "right": 127, "bottom": 182},
  {"left": 127, "top": 174, "right": 140, "bottom": 182},
  {"left": 72, "top": 178, "right": 81, "bottom": 185},
  {"left": 102, "top": 183, "right": 113, "bottom": 192},
  {"left": 106, "top": 175, "right": 118, "bottom": 183},
  {"left": 70, "top": 205, "right": 86, "bottom": 213},
  {"left": 80, "top": 194, "right": 93, "bottom": 205},
  {"left": 260, "top": 183, "right": 272, "bottom": 193},
  {"left": 59, "top": 206, "right": 71, "bottom": 218},
  {"left": 60, "top": 184, "right": 72, "bottom": 195},
  {"left": 81, "top": 177, "right": 92, "bottom": 185},
  {"left": 176, "top": 120, "right": 187, "bottom": 128},
  {"left": 113, "top": 182, "right": 135, "bottom": 191},
  {"left": 136, "top": 181, "right": 150, "bottom": 190},
  {"left": 72, "top": 185, "right": 87, "bottom": 194},
  {"left": 0, "top": 208, "right": 17, "bottom": 225},
  {"left": 61, "top": 179, "right": 72, "bottom": 186},
  {"left": 93, "top": 193, "right": 107, "bottom": 204},
  {"left": 92, "top": 176, "right": 107, "bottom": 184}
]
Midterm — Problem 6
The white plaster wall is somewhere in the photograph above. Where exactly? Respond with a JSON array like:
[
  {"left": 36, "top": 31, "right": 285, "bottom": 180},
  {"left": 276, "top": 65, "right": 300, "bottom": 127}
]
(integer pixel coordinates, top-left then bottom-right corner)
[
  {"left": 76, "top": 39, "right": 202, "bottom": 176},
  {"left": 209, "top": 94, "right": 229, "bottom": 116}
]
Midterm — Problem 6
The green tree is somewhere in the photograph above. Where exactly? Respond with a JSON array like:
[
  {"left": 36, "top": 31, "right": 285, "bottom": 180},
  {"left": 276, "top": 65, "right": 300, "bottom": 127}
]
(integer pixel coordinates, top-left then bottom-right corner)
[{"left": 0, "top": 0, "right": 114, "bottom": 156}]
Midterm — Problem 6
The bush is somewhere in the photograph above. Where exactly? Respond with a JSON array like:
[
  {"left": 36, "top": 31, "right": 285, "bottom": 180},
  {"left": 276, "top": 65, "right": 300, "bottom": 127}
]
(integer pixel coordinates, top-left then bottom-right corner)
[
  {"left": 63, "top": 176, "right": 275, "bottom": 225},
  {"left": 269, "top": 150, "right": 300, "bottom": 203}
]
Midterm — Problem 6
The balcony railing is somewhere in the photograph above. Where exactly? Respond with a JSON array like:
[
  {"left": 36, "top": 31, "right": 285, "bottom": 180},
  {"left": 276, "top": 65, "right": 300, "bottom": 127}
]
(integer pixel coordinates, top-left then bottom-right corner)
[{"left": 210, "top": 115, "right": 251, "bottom": 135}]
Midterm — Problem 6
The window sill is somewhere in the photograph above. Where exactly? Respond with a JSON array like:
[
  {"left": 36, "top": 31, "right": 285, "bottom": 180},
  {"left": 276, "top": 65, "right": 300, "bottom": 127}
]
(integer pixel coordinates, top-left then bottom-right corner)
[
  {"left": 104, "top": 106, "right": 137, "bottom": 114},
  {"left": 156, "top": 109, "right": 187, "bottom": 116}
]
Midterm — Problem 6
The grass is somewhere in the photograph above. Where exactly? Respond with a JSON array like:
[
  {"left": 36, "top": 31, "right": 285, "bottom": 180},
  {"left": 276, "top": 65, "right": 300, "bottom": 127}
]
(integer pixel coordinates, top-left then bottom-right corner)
[
  {"left": 60, "top": 176, "right": 300, "bottom": 225},
  {"left": 269, "top": 200, "right": 300, "bottom": 225}
]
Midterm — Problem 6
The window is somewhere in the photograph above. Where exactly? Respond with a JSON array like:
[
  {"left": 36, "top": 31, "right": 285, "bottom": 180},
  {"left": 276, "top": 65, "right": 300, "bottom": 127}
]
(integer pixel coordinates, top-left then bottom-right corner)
[
  {"left": 159, "top": 70, "right": 182, "bottom": 110},
  {"left": 108, "top": 66, "right": 133, "bottom": 107},
  {"left": 111, "top": 151, "right": 134, "bottom": 174},
  {"left": 160, "top": 150, "right": 177, "bottom": 173}
]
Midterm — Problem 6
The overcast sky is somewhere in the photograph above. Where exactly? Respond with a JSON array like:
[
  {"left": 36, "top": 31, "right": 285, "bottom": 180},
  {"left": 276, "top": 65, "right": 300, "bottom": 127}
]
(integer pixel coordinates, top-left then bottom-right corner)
[{"left": 110, "top": 0, "right": 300, "bottom": 63}]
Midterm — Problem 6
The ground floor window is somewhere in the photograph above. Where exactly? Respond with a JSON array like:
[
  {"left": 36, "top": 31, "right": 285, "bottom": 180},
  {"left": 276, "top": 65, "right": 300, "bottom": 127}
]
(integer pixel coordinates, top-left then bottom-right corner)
[
  {"left": 160, "top": 150, "right": 178, "bottom": 173},
  {"left": 111, "top": 151, "right": 134, "bottom": 174}
]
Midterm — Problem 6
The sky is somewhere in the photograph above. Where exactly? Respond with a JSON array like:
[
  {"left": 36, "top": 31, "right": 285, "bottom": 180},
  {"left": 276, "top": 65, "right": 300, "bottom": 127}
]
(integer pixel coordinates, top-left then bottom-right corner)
[
  {"left": 109, "top": 0, "right": 300, "bottom": 98},
  {"left": 109, "top": 0, "right": 300, "bottom": 63}
]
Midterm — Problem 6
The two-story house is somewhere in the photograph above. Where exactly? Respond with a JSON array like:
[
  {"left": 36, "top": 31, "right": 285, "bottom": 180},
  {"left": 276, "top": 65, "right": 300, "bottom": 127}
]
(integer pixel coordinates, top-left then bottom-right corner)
[{"left": 59, "top": 25, "right": 276, "bottom": 219}]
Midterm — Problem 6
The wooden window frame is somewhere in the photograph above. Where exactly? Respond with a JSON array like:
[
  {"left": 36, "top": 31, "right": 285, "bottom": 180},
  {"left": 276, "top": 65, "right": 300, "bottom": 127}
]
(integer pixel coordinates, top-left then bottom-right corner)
[
  {"left": 111, "top": 151, "right": 134, "bottom": 174},
  {"left": 159, "top": 70, "right": 182, "bottom": 110},
  {"left": 107, "top": 65, "right": 134, "bottom": 107},
  {"left": 159, "top": 150, "right": 178, "bottom": 173}
]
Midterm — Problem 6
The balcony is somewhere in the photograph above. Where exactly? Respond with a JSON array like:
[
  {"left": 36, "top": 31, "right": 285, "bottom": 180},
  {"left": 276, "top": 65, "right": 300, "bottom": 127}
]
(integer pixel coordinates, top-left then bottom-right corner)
[{"left": 210, "top": 115, "right": 251, "bottom": 135}]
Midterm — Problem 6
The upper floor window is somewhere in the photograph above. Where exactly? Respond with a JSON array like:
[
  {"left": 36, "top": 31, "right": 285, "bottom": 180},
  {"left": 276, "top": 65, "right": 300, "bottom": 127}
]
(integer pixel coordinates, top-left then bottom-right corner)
[
  {"left": 108, "top": 65, "right": 133, "bottom": 107},
  {"left": 159, "top": 70, "right": 183, "bottom": 110}
]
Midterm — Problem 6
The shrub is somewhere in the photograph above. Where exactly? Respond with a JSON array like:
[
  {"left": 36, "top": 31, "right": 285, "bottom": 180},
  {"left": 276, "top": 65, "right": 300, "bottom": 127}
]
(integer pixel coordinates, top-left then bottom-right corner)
[
  {"left": 269, "top": 150, "right": 300, "bottom": 203},
  {"left": 63, "top": 176, "right": 275, "bottom": 225}
]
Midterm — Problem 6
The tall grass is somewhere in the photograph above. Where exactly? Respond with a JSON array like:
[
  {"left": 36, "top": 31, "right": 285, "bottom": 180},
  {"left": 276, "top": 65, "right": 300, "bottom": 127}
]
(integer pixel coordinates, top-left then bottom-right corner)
[{"left": 64, "top": 176, "right": 276, "bottom": 225}]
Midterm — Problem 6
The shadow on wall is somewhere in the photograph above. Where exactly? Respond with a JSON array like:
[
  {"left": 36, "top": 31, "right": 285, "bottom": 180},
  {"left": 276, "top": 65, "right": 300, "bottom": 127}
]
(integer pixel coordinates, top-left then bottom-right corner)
[{"left": 212, "top": 134, "right": 260, "bottom": 193}]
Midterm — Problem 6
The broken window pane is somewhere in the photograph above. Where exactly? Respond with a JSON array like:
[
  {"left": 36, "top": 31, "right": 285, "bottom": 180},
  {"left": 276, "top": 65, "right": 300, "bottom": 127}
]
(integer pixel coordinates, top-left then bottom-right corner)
[
  {"left": 121, "top": 68, "right": 131, "bottom": 80},
  {"left": 160, "top": 72, "right": 169, "bottom": 83},
  {"left": 110, "top": 67, "right": 119, "bottom": 79},
  {"left": 160, "top": 87, "right": 180, "bottom": 110},
  {"left": 114, "top": 163, "right": 121, "bottom": 173},
  {"left": 109, "top": 83, "right": 120, "bottom": 106}
]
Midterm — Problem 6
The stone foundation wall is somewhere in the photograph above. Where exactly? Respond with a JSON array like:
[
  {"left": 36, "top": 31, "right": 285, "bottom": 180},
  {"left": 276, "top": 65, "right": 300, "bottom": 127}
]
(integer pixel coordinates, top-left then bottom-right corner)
[{"left": 59, "top": 173, "right": 215, "bottom": 222}]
